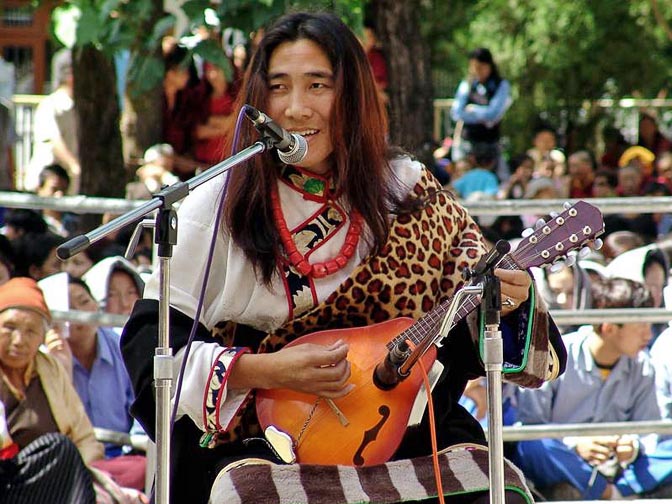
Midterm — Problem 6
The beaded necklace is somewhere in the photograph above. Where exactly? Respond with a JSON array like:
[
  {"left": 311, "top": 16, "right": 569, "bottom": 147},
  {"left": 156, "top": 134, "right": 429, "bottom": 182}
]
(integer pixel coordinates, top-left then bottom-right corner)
[{"left": 270, "top": 183, "right": 362, "bottom": 279}]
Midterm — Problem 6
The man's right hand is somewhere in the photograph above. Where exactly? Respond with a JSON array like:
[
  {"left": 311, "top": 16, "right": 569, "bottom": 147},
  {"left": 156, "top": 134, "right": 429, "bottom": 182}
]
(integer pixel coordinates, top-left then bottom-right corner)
[
  {"left": 270, "top": 340, "right": 353, "bottom": 398},
  {"left": 575, "top": 435, "right": 619, "bottom": 464}
]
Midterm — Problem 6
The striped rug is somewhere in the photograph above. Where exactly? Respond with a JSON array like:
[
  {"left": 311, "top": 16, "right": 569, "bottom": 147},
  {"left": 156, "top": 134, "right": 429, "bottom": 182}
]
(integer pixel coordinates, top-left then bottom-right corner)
[{"left": 209, "top": 447, "right": 533, "bottom": 503}]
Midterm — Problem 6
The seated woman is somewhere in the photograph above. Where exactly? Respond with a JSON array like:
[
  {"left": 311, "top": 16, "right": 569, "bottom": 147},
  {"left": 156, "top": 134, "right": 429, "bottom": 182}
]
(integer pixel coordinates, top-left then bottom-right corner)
[
  {"left": 1, "top": 415, "right": 96, "bottom": 503},
  {"left": 0, "top": 277, "right": 145, "bottom": 502},
  {"left": 193, "top": 62, "right": 236, "bottom": 166}
]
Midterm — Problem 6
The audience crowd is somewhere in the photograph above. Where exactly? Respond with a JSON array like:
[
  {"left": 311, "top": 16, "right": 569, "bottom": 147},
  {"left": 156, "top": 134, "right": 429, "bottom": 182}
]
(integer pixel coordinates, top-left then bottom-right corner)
[{"left": 446, "top": 114, "right": 672, "bottom": 499}]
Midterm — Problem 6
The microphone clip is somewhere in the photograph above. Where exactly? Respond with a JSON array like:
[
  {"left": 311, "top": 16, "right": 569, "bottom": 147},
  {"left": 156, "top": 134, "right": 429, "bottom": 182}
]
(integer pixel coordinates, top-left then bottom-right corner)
[{"left": 462, "top": 239, "right": 511, "bottom": 282}]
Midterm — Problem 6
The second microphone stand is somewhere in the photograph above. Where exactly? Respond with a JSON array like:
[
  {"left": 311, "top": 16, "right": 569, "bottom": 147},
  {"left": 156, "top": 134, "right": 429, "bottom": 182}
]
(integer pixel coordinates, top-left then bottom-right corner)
[
  {"left": 452, "top": 241, "right": 509, "bottom": 504},
  {"left": 480, "top": 268, "right": 506, "bottom": 504}
]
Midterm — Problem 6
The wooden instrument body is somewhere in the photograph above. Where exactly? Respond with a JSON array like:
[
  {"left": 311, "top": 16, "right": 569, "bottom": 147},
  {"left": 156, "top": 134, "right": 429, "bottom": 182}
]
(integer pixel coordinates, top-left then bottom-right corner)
[{"left": 256, "top": 317, "right": 437, "bottom": 466}]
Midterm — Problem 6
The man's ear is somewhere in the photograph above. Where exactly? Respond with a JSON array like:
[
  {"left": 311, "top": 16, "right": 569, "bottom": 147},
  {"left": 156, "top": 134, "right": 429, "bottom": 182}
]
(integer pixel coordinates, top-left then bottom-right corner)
[
  {"left": 599, "top": 322, "right": 617, "bottom": 337},
  {"left": 28, "top": 264, "right": 40, "bottom": 281}
]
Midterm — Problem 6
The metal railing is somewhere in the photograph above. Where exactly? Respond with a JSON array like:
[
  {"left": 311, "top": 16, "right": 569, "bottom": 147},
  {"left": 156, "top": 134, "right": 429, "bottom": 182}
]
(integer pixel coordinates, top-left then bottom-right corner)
[
  {"left": 49, "top": 307, "right": 672, "bottom": 329},
  {"left": 0, "top": 191, "right": 144, "bottom": 214},
  {"left": 13, "top": 188, "right": 668, "bottom": 329},
  {"left": 51, "top": 309, "right": 128, "bottom": 327},
  {"left": 11, "top": 94, "right": 42, "bottom": 188},
  {"left": 13, "top": 95, "right": 672, "bottom": 176},
  {"left": 94, "top": 427, "right": 149, "bottom": 452},
  {"left": 1, "top": 191, "right": 671, "bottom": 217},
  {"left": 431, "top": 97, "right": 672, "bottom": 142},
  {"left": 500, "top": 420, "right": 672, "bottom": 442}
]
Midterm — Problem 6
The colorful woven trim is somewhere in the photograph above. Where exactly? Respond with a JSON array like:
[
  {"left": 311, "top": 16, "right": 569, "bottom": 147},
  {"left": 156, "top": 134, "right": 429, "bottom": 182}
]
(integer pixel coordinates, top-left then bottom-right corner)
[
  {"left": 201, "top": 347, "right": 250, "bottom": 447},
  {"left": 0, "top": 442, "right": 19, "bottom": 460},
  {"left": 279, "top": 203, "right": 347, "bottom": 317},
  {"left": 279, "top": 164, "right": 335, "bottom": 201}
]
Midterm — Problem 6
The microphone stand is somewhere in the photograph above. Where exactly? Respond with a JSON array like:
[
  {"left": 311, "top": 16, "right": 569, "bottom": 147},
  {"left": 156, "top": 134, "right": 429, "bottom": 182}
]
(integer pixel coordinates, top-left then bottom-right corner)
[
  {"left": 57, "top": 137, "right": 274, "bottom": 504},
  {"left": 481, "top": 268, "right": 506, "bottom": 504},
  {"left": 438, "top": 241, "right": 508, "bottom": 504}
]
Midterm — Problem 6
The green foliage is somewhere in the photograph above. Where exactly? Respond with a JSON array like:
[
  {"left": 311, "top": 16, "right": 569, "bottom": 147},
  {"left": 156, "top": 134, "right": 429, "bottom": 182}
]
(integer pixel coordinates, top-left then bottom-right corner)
[
  {"left": 125, "top": 52, "right": 164, "bottom": 96},
  {"left": 424, "top": 0, "right": 672, "bottom": 154},
  {"left": 42, "top": 0, "right": 672, "bottom": 155},
  {"left": 47, "top": 0, "right": 365, "bottom": 98},
  {"left": 192, "top": 39, "right": 233, "bottom": 81},
  {"left": 215, "top": 0, "right": 284, "bottom": 34},
  {"left": 181, "top": 0, "right": 213, "bottom": 23}
]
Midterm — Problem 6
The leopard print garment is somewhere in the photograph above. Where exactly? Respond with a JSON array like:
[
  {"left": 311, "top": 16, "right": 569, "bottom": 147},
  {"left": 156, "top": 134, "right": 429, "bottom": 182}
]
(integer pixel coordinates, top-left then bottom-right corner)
[
  {"left": 211, "top": 167, "right": 559, "bottom": 444},
  {"left": 260, "top": 169, "right": 486, "bottom": 351}
]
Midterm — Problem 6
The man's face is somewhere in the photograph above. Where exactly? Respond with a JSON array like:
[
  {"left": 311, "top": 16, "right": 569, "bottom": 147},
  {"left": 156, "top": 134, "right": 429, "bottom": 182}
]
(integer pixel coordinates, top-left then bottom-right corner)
[
  {"left": 547, "top": 268, "right": 574, "bottom": 309},
  {"left": 31, "top": 248, "right": 62, "bottom": 280},
  {"left": 533, "top": 131, "right": 556, "bottom": 153},
  {"left": 37, "top": 174, "right": 69, "bottom": 198},
  {"left": 605, "top": 322, "right": 652, "bottom": 358},
  {"left": 618, "top": 167, "right": 642, "bottom": 196},
  {"left": 68, "top": 282, "right": 99, "bottom": 343},
  {"left": 568, "top": 157, "right": 592, "bottom": 181},
  {"left": 592, "top": 176, "right": 614, "bottom": 198}
]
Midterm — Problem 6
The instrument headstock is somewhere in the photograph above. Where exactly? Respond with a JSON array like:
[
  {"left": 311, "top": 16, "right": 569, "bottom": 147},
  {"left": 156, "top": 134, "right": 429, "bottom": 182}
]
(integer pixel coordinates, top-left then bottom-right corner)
[{"left": 511, "top": 201, "right": 605, "bottom": 269}]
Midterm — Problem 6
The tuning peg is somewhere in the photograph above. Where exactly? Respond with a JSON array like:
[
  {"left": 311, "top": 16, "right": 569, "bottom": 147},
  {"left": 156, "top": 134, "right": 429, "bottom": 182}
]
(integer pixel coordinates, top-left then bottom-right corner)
[
  {"left": 521, "top": 227, "right": 534, "bottom": 238},
  {"left": 593, "top": 238, "right": 603, "bottom": 250},
  {"left": 579, "top": 246, "right": 592, "bottom": 258},
  {"left": 535, "top": 218, "right": 546, "bottom": 229},
  {"left": 549, "top": 211, "right": 559, "bottom": 219},
  {"left": 564, "top": 255, "right": 577, "bottom": 268},
  {"left": 563, "top": 201, "right": 572, "bottom": 210},
  {"left": 549, "top": 260, "right": 566, "bottom": 273}
]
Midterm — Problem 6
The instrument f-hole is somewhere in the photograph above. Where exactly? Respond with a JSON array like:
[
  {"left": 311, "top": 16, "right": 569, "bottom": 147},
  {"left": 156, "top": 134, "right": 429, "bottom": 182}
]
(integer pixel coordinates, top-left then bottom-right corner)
[{"left": 353, "top": 405, "right": 390, "bottom": 466}]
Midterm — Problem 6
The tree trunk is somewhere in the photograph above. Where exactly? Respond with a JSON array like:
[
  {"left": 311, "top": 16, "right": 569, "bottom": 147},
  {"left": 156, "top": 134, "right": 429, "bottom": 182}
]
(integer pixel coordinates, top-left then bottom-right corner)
[
  {"left": 120, "top": 0, "right": 164, "bottom": 172},
  {"left": 121, "top": 65, "right": 163, "bottom": 170},
  {"left": 72, "top": 45, "right": 125, "bottom": 231},
  {"left": 368, "top": 0, "right": 434, "bottom": 160}
]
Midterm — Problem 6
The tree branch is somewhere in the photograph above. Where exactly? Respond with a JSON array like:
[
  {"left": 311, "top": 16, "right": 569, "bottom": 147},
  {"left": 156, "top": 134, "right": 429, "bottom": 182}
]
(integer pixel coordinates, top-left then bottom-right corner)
[{"left": 651, "top": 0, "right": 672, "bottom": 42}]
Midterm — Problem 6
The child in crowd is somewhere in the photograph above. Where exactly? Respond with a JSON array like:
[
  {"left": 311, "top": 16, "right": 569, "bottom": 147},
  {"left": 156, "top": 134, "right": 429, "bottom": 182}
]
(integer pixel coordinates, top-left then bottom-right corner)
[
  {"left": 82, "top": 256, "right": 144, "bottom": 318},
  {"left": 11, "top": 231, "right": 64, "bottom": 280},
  {"left": 450, "top": 142, "right": 500, "bottom": 200},
  {"left": 35, "top": 163, "right": 80, "bottom": 236},
  {"left": 193, "top": 62, "right": 236, "bottom": 166}
]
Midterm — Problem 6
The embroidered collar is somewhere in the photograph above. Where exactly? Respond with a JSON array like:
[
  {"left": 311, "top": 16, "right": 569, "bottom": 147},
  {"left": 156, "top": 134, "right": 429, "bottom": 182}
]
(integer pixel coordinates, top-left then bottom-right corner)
[{"left": 279, "top": 165, "right": 335, "bottom": 201}]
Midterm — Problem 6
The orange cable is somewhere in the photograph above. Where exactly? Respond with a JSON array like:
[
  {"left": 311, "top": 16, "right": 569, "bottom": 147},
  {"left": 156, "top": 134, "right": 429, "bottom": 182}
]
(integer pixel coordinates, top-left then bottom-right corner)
[{"left": 418, "top": 358, "right": 446, "bottom": 504}]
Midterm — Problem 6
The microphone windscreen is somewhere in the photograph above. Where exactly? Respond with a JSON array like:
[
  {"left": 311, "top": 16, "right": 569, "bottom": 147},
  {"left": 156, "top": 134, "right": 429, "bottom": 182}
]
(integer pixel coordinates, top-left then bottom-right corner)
[{"left": 278, "top": 134, "right": 308, "bottom": 165}]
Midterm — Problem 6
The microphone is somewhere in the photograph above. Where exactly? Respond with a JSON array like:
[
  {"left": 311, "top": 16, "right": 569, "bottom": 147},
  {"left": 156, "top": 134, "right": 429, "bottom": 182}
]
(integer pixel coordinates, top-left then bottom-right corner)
[
  {"left": 373, "top": 340, "right": 412, "bottom": 391},
  {"left": 243, "top": 105, "right": 308, "bottom": 165}
]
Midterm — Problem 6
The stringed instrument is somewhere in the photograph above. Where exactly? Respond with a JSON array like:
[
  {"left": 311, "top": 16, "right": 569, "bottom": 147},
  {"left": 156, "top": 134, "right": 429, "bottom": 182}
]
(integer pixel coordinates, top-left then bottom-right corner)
[{"left": 256, "top": 201, "right": 604, "bottom": 466}]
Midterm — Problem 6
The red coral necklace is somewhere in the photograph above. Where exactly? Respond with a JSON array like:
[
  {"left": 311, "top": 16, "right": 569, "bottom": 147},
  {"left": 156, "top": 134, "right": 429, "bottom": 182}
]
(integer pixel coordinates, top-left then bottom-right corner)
[{"left": 270, "top": 184, "right": 363, "bottom": 279}]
